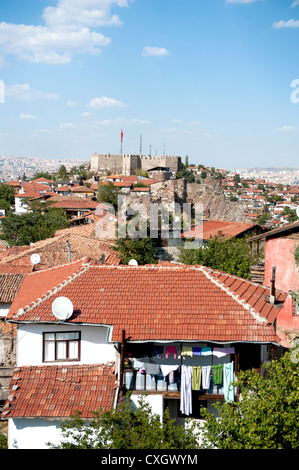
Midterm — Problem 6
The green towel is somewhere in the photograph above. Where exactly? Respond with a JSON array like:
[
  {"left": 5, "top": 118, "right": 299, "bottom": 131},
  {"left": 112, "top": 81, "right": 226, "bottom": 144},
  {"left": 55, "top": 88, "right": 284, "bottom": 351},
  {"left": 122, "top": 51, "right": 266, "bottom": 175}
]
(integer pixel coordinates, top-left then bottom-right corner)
[{"left": 211, "top": 364, "right": 223, "bottom": 385}]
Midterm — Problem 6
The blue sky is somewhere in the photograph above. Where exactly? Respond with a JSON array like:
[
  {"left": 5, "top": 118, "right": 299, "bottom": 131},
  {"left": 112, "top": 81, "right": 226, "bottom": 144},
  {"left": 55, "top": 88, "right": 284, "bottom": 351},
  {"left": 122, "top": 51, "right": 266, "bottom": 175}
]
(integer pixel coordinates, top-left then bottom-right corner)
[{"left": 1, "top": 0, "right": 299, "bottom": 169}]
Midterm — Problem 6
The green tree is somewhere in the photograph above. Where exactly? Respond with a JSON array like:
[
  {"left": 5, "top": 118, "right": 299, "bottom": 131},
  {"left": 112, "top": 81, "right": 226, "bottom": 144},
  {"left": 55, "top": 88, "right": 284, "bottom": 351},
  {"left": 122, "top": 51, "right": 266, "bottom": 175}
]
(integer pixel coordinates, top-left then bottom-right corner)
[
  {"left": 281, "top": 206, "right": 298, "bottom": 223},
  {"left": 97, "top": 181, "right": 120, "bottom": 210},
  {"left": 0, "top": 433, "right": 7, "bottom": 449},
  {"left": 0, "top": 183, "right": 16, "bottom": 205},
  {"left": 50, "top": 393, "right": 200, "bottom": 449},
  {"left": 179, "top": 236, "right": 252, "bottom": 279},
  {"left": 113, "top": 236, "right": 158, "bottom": 265},
  {"left": 32, "top": 171, "right": 54, "bottom": 181},
  {"left": 2, "top": 208, "right": 69, "bottom": 246},
  {"left": 200, "top": 350, "right": 299, "bottom": 449},
  {"left": 57, "top": 164, "right": 68, "bottom": 180}
]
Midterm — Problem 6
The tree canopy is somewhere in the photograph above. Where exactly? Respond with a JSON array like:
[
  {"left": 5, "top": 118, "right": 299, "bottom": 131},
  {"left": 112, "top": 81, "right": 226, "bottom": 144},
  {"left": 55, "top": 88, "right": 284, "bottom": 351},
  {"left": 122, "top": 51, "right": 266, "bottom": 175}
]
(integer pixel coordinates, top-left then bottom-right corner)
[
  {"left": 0, "top": 183, "right": 16, "bottom": 206},
  {"left": 200, "top": 350, "right": 299, "bottom": 449},
  {"left": 1, "top": 207, "right": 69, "bottom": 246},
  {"left": 50, "top": 393, "right": 200, "bottom": 449},
  {"left": 113, "top": 236, "right": 158, "bottom": 265},
  {"left": 179, "top": 236, "right": 252, "bottom": 279}
]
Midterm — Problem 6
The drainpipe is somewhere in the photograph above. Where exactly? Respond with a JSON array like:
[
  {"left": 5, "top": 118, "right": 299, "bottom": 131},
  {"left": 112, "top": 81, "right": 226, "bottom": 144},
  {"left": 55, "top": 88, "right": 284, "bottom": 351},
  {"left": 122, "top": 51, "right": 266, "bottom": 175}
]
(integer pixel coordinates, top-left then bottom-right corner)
[
  {"left": 119, "top": 330, "right": 125, "bottom": 395},
  {"left": 270, "top": 266, "right": 276, "bottom": 304}
]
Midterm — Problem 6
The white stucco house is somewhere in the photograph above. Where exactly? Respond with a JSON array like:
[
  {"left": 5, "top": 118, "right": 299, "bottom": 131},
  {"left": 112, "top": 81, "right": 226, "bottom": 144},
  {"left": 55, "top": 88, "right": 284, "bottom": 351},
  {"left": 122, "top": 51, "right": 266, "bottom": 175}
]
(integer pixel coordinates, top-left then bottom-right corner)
[{"left": 1, "top": 257, "right": 286, "bottom": 449}]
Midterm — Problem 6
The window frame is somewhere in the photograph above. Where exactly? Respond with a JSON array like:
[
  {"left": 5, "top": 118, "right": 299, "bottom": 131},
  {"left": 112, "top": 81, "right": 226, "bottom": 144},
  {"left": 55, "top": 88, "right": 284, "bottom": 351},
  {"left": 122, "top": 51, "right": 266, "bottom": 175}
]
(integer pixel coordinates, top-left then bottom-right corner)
[{"left": 42, "top": 330, "right": 81, "bottom": 363}]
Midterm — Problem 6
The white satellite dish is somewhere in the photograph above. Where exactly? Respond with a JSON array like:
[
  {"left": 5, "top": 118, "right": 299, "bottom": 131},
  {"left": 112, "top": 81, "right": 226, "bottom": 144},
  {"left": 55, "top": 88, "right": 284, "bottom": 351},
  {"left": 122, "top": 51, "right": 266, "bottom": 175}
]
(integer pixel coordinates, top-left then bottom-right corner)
[
  {"left": 30, "top": 253, "right": 41, "bottom": 265},
  {"left": 52, "top": 297, "right": 74, "bottom": 321},
  {"left": 128, "top": 259, "right": 138, "bottom": 266},
  {"left": 296, "top": 206, "right": 299, "bottom": 218}
]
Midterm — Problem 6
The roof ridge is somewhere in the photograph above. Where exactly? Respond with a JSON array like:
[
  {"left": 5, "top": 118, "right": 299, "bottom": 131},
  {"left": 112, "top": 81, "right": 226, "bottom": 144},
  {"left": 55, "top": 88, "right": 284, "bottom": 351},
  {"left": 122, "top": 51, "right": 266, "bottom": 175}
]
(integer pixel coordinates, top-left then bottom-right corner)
[
  {"left": 198, "top": 266, "right": 269, "bottom": 324},
  {"left": 13, "top": 258, "right": 92, "bottom": 319}
]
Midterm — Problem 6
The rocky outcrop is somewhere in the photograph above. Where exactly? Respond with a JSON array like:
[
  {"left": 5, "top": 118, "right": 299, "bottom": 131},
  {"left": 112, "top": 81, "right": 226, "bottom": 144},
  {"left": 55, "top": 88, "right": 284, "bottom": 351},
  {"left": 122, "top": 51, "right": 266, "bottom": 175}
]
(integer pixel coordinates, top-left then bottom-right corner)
[{"left": 186, "top": 178, "right": 252, "bottom": 223}]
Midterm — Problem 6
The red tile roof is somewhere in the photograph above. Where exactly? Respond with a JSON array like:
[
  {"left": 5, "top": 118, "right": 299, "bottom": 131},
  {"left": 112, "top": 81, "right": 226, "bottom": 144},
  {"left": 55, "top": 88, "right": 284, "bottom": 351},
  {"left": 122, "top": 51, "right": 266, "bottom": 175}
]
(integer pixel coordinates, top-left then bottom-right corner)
[
  {"left": 1, "top": 363, "right": 116, "bottom": 419},
  {"left": 7, "top": 260, "right": 281, "bottom": 344},
  {"left": 182, "top": 220, "right": 256, "bottom": 240}
]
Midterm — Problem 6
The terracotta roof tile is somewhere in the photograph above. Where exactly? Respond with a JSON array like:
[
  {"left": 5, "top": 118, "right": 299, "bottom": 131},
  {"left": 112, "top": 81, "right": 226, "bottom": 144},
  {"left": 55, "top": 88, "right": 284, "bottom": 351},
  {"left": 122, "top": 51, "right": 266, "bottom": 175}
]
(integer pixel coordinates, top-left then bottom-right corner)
[
  {"left": 2, "top": 364, "right": 116, "bottom": 419},
  {"left": 182, "top": 220, "right": 256, "bottom": 240},
  {"left": 7, "top": 262, "right": 282, "bottom": 344}
]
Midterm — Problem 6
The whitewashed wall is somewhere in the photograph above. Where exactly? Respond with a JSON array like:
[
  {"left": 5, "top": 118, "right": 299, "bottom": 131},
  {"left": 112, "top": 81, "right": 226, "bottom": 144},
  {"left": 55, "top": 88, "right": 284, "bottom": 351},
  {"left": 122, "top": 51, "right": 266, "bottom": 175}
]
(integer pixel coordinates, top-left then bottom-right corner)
[
  {"left": 8, "top": 418, "right": 63, "bottom": 450},
  {"left": 17, "top": 324, "right": 116, "bottom": 366}
]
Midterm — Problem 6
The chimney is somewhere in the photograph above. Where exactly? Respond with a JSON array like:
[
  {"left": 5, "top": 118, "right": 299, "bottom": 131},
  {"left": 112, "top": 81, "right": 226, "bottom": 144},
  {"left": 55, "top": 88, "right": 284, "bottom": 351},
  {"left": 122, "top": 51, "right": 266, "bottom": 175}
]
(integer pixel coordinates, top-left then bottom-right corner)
[{"left": 270, "top": 266, "right": 276, "bottom": 304}]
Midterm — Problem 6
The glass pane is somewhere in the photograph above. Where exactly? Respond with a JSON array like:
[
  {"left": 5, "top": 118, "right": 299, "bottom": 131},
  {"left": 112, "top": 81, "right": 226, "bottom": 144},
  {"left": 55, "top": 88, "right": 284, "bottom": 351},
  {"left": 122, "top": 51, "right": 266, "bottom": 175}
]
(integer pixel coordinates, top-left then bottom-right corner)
[
  {"left": 56, "top": 341, "right": 67, "bottom": 359},
  {"left": 69, "top": 341, "right": 79, "bottom": 359},
  {"left": 44, "top": 333, "right": 55, "bottom": 340},
  {"left": 44, "top": 342, "right": 55, "bottom": 361},
  {"left": 56, "top": 332, "right": 79, "bottom": 340}
]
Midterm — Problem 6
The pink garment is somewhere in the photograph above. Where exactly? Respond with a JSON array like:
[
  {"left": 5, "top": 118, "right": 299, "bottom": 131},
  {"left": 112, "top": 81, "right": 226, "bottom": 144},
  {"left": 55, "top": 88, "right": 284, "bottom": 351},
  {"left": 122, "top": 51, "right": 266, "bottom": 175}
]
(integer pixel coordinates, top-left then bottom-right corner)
[{"left": 166, "top": 346, "right": 177, "bottom": 359}]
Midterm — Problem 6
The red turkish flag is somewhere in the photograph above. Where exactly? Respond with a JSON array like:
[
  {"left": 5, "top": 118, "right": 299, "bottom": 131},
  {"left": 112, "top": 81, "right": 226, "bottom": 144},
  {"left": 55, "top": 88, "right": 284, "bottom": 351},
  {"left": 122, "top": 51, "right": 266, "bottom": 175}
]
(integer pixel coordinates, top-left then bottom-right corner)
[{"left": 121, "top": 129, "right": 123, "bottom": 142}]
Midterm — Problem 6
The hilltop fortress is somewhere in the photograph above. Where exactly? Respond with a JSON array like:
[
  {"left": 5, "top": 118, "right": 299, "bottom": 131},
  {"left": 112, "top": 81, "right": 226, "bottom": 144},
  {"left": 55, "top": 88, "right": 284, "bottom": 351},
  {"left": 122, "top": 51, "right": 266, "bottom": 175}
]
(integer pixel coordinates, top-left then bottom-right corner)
[{"left": 90, "top": 153, "right": 182, "bottom": 176}]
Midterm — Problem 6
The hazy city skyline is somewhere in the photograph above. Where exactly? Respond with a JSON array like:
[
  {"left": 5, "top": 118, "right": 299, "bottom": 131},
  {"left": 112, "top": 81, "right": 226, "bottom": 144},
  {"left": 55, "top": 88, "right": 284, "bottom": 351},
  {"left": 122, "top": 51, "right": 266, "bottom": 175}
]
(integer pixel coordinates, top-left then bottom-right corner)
[{"left": 1, "top": 1, "right": 299, "bottom": 168}]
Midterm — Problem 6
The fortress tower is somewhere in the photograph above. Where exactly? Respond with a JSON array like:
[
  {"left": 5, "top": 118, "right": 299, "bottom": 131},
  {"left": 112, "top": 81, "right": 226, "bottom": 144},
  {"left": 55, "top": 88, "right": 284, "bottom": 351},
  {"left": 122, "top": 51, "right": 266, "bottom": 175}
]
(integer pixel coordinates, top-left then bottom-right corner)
[{"left": 91, "top": 153, "right": 182, "bottom": 176}]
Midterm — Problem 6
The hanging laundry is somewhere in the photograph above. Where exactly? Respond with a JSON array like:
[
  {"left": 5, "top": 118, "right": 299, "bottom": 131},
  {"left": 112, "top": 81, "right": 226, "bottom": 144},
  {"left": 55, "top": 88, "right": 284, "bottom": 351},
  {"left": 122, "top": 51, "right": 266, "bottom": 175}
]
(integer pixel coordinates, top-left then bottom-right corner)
[
  {"left": 160, "top": 364, "right": 179, "bottom": 378},
  {"left": 201, "top": 365, "right": 211, "bottom": 389},
  {"left": 180, "top": 365, "right": 193, "bottom": 416},
  {"left": 213, "top": 347, "right": 235, "bottom": 357},
  {"left": 224, "top": 347, "right": 235, "bottom": 355},
  {"left": 201, "top": 347, "right": 212, "bottom": 356},
  {"left": 223, "top": 361, "right": 235, "bottom": 402},
  {"left": 192, "top": 366, "right": 202, "bottom": 390},
  {"left": 211, "top": 364, "right": 223, "bottom": 385},
  {"left": 181, "top": 345, "right": 193, "bottom": 357},
  {"left": 192, "top": 347, "right": 202, "bottom": 356},
  {"left": 152, "top": 346, "right": 164, "bottom": 358},
  {"left": 165, "top": 346, "right": 177, "bottom": 359},
  {"left": 213, "top": 348, "right": 227, "bottom": 358},
  {"left": 132, "top": 359, "right": 145, "bottom": 370},
  {"left": 143, "top": 363, "right": 161, "bottom": 376}
]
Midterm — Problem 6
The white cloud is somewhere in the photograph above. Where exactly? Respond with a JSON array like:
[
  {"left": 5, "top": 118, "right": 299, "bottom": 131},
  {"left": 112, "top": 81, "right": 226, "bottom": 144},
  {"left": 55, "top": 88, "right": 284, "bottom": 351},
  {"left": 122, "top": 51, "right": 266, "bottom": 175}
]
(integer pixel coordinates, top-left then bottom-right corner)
[
  {"left": 273, "top": 19, "right": 299, "bottom": 28},
  {"left": 87, "top": 96, "right": 127, "bottom": 109},
  {"left": 291, "top": 1, "right": 299, "bottom": 8},
  {"left": 19, "top": 113, "right": 38, "bottom": 120},
  {"left": 276, "top": 125, "right": 298, "bottom": 131},
  {"left": 0, "top": 22, "right": 111, "bottom": 64},
  {"left": 142, "top": 46, "right": 170, "bottom": 57},
  {"left": 80, "top": 111, "right": 93, "bottom": 117},
  {"left": 42, "top": 0, "right": 130, "bottom": 30},
  {"left": 66, "top": 100, "right": 78, "bottom": 106},
  {"left": 0, "top": 1, "right": 130, "bottom": 64},
  {"left": 5, "top": 83, "right": 59, "bottom": 101},
  {"left": 59, "top": 122, "right": 76, "bottom": 129}
]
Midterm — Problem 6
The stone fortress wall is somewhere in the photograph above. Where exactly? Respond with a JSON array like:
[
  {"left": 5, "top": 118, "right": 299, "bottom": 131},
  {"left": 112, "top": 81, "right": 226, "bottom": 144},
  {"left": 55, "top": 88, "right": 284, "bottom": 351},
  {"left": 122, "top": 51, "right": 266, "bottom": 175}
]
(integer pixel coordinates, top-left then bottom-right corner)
[{"left": 91, "top": 153, "right": 182, "bottom": 176}]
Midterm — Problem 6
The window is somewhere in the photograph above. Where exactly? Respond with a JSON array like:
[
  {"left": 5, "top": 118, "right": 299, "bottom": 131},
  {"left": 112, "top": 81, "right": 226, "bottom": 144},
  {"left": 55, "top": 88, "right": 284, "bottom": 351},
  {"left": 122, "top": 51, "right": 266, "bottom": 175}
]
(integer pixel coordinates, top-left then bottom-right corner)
[{"left": 43, "top": 331, "right": 81, "bottom": 362}]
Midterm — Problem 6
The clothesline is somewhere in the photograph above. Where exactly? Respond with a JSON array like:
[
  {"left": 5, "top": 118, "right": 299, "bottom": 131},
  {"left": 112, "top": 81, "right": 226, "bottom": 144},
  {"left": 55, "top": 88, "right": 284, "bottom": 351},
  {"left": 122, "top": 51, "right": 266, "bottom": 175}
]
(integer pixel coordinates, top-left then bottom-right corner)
[{"left": 180, "top": 362, "right": 235, "bottom": 415}]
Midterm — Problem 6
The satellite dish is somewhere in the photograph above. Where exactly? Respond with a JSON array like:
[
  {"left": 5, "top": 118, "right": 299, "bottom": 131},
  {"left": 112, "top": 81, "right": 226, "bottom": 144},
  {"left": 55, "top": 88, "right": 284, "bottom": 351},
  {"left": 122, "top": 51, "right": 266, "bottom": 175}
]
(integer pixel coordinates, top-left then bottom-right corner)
[
  {"left": 52, "top": 297, "right": 74, "bottom": 321},
  {"left": 128, "top": 259, "right": 138, "bottom": 266},
  {"left": 296, "top": 206, "right": 299, "bottom": 218},
  {"left": 30, "top": 253, "right": 41, "bottom": 265}
]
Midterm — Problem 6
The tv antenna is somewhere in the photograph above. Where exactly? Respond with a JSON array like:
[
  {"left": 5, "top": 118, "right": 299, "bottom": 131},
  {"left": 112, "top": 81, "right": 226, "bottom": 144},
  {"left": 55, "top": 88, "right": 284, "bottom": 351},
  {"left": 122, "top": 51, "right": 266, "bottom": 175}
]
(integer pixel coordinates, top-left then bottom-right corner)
[{"left": 52, "top": 296, "right": 74, "bottom": 321}]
